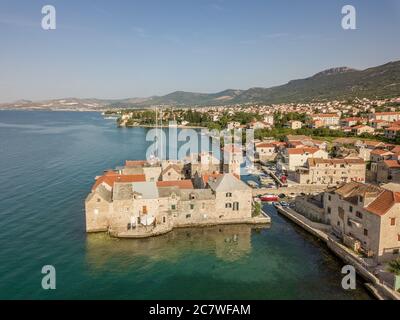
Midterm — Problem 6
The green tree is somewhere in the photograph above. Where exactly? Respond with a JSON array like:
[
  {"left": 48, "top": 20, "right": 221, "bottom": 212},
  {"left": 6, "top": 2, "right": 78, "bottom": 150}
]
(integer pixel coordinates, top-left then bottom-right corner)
[{"left": 387, "top": 258, "right": 400, "bottom": 276}]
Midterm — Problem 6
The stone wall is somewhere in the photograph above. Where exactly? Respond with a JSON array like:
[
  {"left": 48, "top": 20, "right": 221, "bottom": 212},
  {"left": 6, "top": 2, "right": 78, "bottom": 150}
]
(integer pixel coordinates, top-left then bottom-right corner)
[{"left": 294, "top": 196, "right": 327, "bottom": 223}]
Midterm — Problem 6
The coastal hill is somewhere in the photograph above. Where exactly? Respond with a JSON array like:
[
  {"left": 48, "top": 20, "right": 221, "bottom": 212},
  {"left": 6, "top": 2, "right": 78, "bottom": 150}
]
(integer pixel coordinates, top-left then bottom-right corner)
[{"left": 1, "top": 60, "right": 400, "bottom": 110}]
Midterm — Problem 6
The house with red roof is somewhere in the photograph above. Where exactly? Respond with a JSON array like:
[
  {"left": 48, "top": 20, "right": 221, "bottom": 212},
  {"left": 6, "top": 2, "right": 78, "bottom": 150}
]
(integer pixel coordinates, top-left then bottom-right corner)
[
  {"left": 384, "top": 126, "right": 400, "bottom": 140},
  {"left": 369, "top": 112, "right": 400, "bottom": 123},
  {"left": 326, "top": 182, "right": 400, "bottom": 262},
  {"left": 340, "top": 117, "right": 365, "bottom": 128},
  {"left": 280, "top": 147, "right": 329, "bottom": 171},
  {"left": 376, "top": 159, "right": 400, "bottom": 184},
  {"left": 255, "top": 142, "right": 276, "bottom": 161}
]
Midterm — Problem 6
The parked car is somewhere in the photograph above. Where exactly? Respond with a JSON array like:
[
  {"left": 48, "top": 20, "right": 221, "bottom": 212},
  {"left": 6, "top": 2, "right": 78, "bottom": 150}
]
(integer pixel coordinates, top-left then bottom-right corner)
[{"left": 260, "top": 194, "right": 279, "bottom": 202}]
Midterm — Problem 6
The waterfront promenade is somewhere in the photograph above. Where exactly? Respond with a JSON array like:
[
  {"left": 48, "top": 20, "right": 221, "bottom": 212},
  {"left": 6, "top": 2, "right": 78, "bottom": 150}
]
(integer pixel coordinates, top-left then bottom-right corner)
[{"left": 275, "top": 205, "right": 400, "bottom": 300}]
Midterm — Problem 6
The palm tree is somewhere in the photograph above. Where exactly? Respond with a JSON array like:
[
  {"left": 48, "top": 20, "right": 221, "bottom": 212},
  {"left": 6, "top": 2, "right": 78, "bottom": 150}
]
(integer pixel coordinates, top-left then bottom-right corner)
[{"left": 387, "top": 258, "right": 400, "bottom": 276}]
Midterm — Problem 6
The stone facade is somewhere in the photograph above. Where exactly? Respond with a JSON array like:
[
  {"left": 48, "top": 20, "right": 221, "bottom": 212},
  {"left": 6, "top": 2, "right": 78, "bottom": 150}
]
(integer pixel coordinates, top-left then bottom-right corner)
[
  {"left": 255, "top": 143, "right": 276, "bottom": 162},
  {"left": 85, "top": 171, "right": 261, "bottom": 238},
  {"left": 294, "top": 158, "right": 366, "bottom": 185},
  {"left": 280, "top": 148, "right": 328, "bottom": 171},
  {"left": 324, "top": 182, "right": 400, "bottom": 262}
]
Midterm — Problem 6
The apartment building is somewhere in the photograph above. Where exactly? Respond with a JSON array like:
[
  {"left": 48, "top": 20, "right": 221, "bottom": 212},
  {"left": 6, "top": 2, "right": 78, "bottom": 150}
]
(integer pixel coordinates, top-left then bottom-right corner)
[
  {"left": 255, "top": 142, "right": 276, "bottom": 161},
  {"left": 285, "top": 120, "right": 303, "bottom": 130},
  {"left": 280, "top": 147, "right": 329, "bottom": 171},
  {"left": 369, "top": 112, "right": 400, "bottom": 122},
  {"left": 294, "top": 158, "right": 365, "bottom": 185},
  {"left": 340, "top": 117, "right": 365, "bottom": 127},
  {"left": 351, "top": 125, "right": 375, "bottom": 136},
  {"left": 385, "top": 126, "right": 400, "bottom": 140},
  {"left": 311, "top": 113, "right": 340, "bottom": 127}
]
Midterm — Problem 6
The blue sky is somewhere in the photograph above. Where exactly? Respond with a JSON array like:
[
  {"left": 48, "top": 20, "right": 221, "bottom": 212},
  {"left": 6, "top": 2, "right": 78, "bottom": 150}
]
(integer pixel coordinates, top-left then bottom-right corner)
[{"left": 0, "top": 0, "right": 400, "bottom": 102}]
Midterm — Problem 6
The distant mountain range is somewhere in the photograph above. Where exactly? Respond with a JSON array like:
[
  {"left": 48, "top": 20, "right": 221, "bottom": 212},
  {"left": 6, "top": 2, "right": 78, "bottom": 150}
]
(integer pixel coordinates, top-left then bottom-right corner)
[{"left": 1, "top": 60, "right": 400, "bottom": 111}]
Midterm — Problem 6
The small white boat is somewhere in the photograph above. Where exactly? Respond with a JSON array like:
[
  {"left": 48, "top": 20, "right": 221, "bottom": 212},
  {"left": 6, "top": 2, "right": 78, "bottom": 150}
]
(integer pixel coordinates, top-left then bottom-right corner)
[{"left": 247, "top": 181, "right": 259, "bottom": 188}]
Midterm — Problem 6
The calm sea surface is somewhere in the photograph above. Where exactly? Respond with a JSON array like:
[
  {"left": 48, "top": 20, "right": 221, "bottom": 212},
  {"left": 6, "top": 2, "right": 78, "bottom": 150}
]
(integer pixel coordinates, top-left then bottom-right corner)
[{"left": 0, "top": 111, "right": 372, "bottom": 299}]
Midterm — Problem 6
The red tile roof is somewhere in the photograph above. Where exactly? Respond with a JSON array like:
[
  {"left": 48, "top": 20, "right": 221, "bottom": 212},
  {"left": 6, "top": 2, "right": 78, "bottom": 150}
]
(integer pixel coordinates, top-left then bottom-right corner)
[
  {"left": 384, "top": 160, "right": 400, "bottom": 169},
  {"left": 92, "top": 174, "right": 146, "bottom": 190},
  {"left": 366, "top": 190, "right": 400, "bottom": 216},
  {"left": 287, "top": 147, "right": 319, "bottom": 155},
  {"left": 370, "top": 149, "right": 393, "bottom": 156},
  {"left": 157, "top": 180, "right": 194, "bottom": 189},
  {"left": 256, "top": 143, "right": 275, "bottom": 148},
  {"left": 342, "top": 117, "right": 364, "bottom": 122},
  {"left": 125, "top": 160, "right": 148, "bottom": 167},
  {"left": 312, "top": 113, "right": 339, "bottom": 118},
  {"left": 386, "top": 126, "right": 400, "bottom": 131},
  {"left": 201, "top": 173, "right": 240, "bottom": 185},
  {"left": 375, "top": 112, "right": 400, "bottom": 116},
  {"left": 307, "top": 158, "right": 364, "bottom": 166},
  {"left": 390, "top": 146, "right": 400, "bottom": 154},
  {"left": 202, "top": 173, "right": 224, "bottom": 185}
]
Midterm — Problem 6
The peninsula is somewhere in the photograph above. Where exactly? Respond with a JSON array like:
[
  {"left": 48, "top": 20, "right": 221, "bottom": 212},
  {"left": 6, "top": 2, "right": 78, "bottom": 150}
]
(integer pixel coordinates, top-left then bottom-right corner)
[{"left": 85, "top": 153, "right": 269, "bottom": 238}]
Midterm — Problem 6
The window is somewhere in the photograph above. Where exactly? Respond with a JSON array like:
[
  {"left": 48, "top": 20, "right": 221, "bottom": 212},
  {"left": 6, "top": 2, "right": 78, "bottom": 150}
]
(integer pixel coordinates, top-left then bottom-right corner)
[
  {"left": 347, "top": 219, "right": 352, "bottom": 228},
  {"left": 226, "top": 193, "right": 232, "bottom": 198},
  {"left": 233, "top": 202, "right": 239, "bottom": 211},
  {"left": 171, "top": 204, "right": 176, "bottom": 210},
  {"left": 356, "top": 211, "right": 363, "bottom": 219},
  {"left": 127, "top": 223, "right": 132, "bottom": 230},
  {"left": 225, "top": 203, "right": 232, "bottom": 209},
  {"left": 328, "top": 195, "right": 331, "bottom": 201},
  {"left": 186, "top": 214, "right": 191, "bottom": 219},
  {"left": 349, "top": 206, "right": 353, "bottom": 213},
  {"left": 97, "top": 198, "right": 101, "bottom": 203},
  {"left": 338, "top": 207, "right": 344, "bottom": 220},
  {"left": 364, "top": 229, "right": 368, "bottom": 236},
  {"left": 398, "top": 234, "right": 400, "bottom": 242},
  {"left": 162, "top": 216, "right": 166, "bottom": 223},
  {"left": 390, "top": 218, "right": 396, "bottom": 226},
  {"left": 190, "top": 204, "right": 195, "bottom": 210},
  {"left": 393, "top": 249, "right": 400, "bottom": 255},
  {"left": 327, "top": 207, "right": 331, "bottom": 214},
  {"left": 337, "top": 221, "right": 340, "bottom": 226}
]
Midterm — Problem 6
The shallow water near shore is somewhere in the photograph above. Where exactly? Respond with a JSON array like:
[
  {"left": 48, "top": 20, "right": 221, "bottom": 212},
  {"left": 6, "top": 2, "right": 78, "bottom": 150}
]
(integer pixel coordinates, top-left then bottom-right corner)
[{"left": 0, "top": 111, "right": 372, "bottom": 299}]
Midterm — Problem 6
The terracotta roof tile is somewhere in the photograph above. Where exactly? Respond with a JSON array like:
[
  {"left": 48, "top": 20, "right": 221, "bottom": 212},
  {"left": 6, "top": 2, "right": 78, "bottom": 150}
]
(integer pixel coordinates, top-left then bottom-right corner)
[
  {"left": 157, "top": 180, "right": 194, "bottom": 189},
  {"left": 92, "top": 174, "right": 146, "bottom": 191},
  {"left": 287, "top": 147, "right": 319, "bottom": 155},
  {"left": 366, "top": 190, "right": 400, "bottom": 216},
  {"left": 384, "top": 160, "right": 400, "bottom": 168}
]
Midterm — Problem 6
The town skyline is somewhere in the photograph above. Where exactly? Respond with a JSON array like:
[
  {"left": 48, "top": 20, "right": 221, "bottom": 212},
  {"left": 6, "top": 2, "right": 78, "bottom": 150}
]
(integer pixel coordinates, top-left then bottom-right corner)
[
  {"left": 1, "top": 58, "right": 399, "bottom": 109},
  {"left": 1, "top": 0, "right": 400, "bottom": 102}
]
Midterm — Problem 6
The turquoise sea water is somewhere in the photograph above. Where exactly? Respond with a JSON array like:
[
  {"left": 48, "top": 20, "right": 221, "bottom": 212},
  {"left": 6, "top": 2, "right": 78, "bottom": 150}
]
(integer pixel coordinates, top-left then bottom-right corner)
[{"left": 0, "top": 111, "right": 371, "bottom": 300}]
